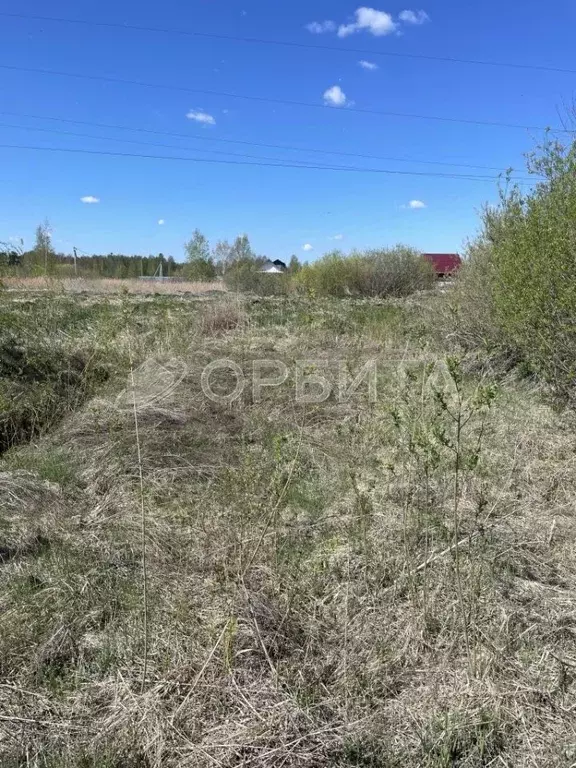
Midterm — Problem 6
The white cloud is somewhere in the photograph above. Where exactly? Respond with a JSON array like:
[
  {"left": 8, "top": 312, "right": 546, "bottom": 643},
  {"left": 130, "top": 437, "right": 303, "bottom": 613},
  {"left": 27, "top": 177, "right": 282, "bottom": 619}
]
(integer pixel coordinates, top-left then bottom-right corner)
[
  {"left": 158, "top": 219, "right": 165, "bottom": 225},
  {"left": 80, "top": 195, "right": 100, "bottom": 204},
  {"left": 399, "top": 9, "right": 430, "bottom": 24},
  {"left": 408, "top": 199, "right": 427, "bottom": 209},
  {"left": 358, "top": 59, "right": 378, "bottom": 70},
  {"left": 302, "top": 243, "right": 314, "bottom": 252},
  {"left": 331, "top": 234, "right": 344, "bottom": 240},
  {"left": 8, "top": 235, "right": 22, "bottom": 243},
  {"left": 306, "top": 20, "right": 336, "bottom": 33},
  {"left": 323, "top": 85, "right": 349, "bottom": 107},
  {"left": 308, "top": 7, "right": 427, "bottom": 39},
  {"left": 338, "top": 7, "right": 397, "bottom": 37},
  {"left": 186, "top": 110, "right": 216, "bottom": 125}
]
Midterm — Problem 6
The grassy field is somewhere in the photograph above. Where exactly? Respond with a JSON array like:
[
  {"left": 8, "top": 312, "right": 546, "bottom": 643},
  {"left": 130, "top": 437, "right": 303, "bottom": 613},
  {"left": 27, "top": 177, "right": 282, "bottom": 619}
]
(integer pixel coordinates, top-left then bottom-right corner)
[
  {"left": 1, "top": 285, "right": 575, "bottom": 766},
  {"left": 0, "top": 277, "right": 226, "bottom": 295}
]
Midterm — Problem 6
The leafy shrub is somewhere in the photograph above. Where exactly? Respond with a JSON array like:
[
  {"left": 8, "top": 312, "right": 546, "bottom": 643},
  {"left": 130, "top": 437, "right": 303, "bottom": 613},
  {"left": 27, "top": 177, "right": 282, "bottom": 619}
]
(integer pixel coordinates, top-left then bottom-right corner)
[
  {"left": 223, "top": 259, "right": 290, "bottom": 296},
  {"left": 361, "top": 246, "right": 436, "bottom": 296},
  {"left": 295, "top": 246, "right": 435, "bottom": 298},
  {"left": 294, "top": 251, "right": 356, "bottom": 297},
  {"left": 183, "top": 257, "right": 217, "bottom": 281},
  {"left": 221, "top": 246, "right": 435, "bottom": 299},
  {"left": 454, "top": 137, "right": 576, "bottom": 400},
  {"left": 438, "top": 240, "right": 514, "bottom": 365}
]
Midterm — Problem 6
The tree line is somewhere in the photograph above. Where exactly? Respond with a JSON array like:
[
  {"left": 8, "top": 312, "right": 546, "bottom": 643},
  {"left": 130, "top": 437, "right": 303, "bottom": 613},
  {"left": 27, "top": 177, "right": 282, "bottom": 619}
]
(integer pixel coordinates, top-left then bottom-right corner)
[
  {"left": 0, "top": 223, "right": 301, "bottom": 279},
  {"left": 183, "top": 229, "right": 301, "bottom": 279}
]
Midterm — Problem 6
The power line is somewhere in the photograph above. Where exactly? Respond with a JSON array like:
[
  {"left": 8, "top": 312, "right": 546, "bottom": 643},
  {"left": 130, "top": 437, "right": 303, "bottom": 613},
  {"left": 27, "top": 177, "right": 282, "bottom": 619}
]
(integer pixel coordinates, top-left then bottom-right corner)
[
  {"left": 0, "top": 142, "right": 533, "bottom": 182},
  {"left": 0, "top": 110, "right": 537, "bottom": 176},
  {"left": 0, "top": 121, "right": 535, "bottom": 180},
  {"left": 2, "top": 11, "right": 575, "bottom": 77},
  {"left": 0, "top": 62, "right": 566, "bottom": 133},
  {"left": 0, "top": 121, "right": 364, "bottom": 169}
]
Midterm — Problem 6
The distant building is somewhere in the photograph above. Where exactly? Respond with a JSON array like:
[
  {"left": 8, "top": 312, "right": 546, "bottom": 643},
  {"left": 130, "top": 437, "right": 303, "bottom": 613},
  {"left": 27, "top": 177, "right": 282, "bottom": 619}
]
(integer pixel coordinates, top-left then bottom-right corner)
[
  {"left": 423, "top": 253, "right": 462, "bottom": 278},
  {"left": 260, "top": 259, "right": 287, "bottom": 273}
]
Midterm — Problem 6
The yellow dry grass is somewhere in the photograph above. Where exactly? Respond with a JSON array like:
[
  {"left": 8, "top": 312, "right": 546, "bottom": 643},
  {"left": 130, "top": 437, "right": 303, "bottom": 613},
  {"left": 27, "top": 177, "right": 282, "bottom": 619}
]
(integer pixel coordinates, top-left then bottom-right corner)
[
  {"left": 2, "top": 276, "right": 226, "bottom": 295},
  {"left": 1, "top": 293, "right": 576, "bottom": 766}
]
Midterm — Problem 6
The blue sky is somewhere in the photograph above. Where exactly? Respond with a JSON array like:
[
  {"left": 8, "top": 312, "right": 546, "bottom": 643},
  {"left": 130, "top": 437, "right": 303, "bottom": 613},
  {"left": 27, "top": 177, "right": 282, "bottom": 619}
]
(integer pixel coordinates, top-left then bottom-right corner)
[{"left": 0, "top": 0, "right": 575, "bottom": 261}]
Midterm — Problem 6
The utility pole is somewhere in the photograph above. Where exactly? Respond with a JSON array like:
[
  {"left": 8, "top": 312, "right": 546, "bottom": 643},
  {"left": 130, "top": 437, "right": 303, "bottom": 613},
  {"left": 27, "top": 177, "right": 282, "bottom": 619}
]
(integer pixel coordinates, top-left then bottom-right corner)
[
  {"left": 40, "top": 221, "right": 51, "bottom": 276},
  {"left": 73, "top": 247, "right": 78, "bottom": 277}
]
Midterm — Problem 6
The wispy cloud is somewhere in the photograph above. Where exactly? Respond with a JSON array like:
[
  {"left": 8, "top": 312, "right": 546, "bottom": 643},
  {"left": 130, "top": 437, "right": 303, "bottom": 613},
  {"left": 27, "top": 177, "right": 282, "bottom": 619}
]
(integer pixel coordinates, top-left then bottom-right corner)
[
  {"left": 358, "top": 59, "right": 379, "bottom": 70},
  {"left": 399, "top": 9, "right": 430, "bottom": 24},
  {"left": 186, "top": 110, "right": 216, "bottom": 125},
  {"left": 407, "top": 199, "right": 427, "bottom": 209},
  {"left": 80, "top": 195, "right": 100, "bottom": 204},
  {"left": 305, "top": 20, "right": 336, "bottom": 33},
  {"left": 323, "top": 85, "right": 349, "bottom": 107},
  {"left": 302, "top": 243, "right": 314, "bottom": 252},
  {"left": 307, "top": 7, "right": 429, "bottom": 37},
  {"left": 338, "top": 7, "right": 397, "bottom": 38},
  {"left": 158, "top": 219, "right": 165, "bottom": 225},
  {"left": 331, "top": 234, "right": 344, "bottom": 240}
]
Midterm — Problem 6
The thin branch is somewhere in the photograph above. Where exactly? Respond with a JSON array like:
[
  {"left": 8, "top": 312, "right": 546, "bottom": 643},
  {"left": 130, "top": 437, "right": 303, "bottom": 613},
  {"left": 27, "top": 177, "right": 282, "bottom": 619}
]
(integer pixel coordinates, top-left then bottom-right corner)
[{"left": 128, "top": 340, "right": 149, "bottom": 694}]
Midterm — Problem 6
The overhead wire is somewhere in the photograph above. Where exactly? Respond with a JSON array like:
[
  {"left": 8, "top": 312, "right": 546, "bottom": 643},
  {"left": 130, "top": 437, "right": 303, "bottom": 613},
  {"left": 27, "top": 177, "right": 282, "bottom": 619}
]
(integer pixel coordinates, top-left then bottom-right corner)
[
  {"left": 1, "top": 11, "right": 575, "bottom": 77},
  {"left": 0, "top": 109, "right": 536, "bottom": 175},
  {"left": 0, "top": 62, "right": 567, "bottom": 133},
  {"left": 0, "top": 110, "right": 540, "bottom": 178},
  {"left": 0, "top": 120, "right": 373, "bottom": 169},
  {"left": 0, "top": 141, "right": 538, "bottom": 183},
  {"left": 0, "top": 13, "right": 553, "bottom": 190}
]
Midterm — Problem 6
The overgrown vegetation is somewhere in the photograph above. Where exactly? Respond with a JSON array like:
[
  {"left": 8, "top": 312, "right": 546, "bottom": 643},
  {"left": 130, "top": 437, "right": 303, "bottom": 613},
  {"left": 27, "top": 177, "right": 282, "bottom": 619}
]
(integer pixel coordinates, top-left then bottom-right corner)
[
  {"left": 1, "top": 283, "right": 575, "bottom": 765},
  {"left": 448, "top": 136, "right": 576, "bottom": 402},
  {"left": 295, "top": 246, "right": 436, "bottom": 297},
  {"left": 224, "top": 257, "right": 291, "bottom": 294},
  {"left": 5, "top": 141, "right": 576, "bottom": 762},
  {"left": 221, "top": 245, "right": 436, "bottom": 298},
  {"left": 0, "top": 293, "right": 198, "bottom": 452},
  {"left": 2, "top": 228, "right": 435, "bottom": 303},
  {"left": 183, "top": 228, "right": 217, "bottom": 280}
]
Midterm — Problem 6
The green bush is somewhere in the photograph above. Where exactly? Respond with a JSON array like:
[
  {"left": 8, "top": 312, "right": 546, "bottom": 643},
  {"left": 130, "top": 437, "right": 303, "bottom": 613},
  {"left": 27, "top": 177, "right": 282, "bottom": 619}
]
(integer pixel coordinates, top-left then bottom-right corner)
[
  {"left": 440, "top": 240, "right": 512, "bottom": 361},
  {"left": 295, "top": 246, "right": 435, "bottom": 298},
  {"left": 455, "top": 137, "right": 576, "bottom": 401},
  {"left": 223, "top": 259, "right": 290, "bottom": 296},
  {"left": 220, "top": 246, "right": 435, "bottom": 299},
  {"left": 294, "top": 251, "right": 356, "bottom": 297},
  {"left": 183, "top": 257, "right": 217, "bottom": 281}
]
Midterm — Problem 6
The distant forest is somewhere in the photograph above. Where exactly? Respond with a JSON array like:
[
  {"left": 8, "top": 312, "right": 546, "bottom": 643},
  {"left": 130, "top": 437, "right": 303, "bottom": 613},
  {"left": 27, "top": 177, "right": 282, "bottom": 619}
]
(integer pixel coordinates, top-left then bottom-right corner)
[
  {"left": 0, "top": 232, "right": 183, "bottom": 279},
  {"left": 0, "top": 224, "right": 293, "bottom": 280},
  {"left": 7, "top": 251, "right": 184, "bottom": 279}
]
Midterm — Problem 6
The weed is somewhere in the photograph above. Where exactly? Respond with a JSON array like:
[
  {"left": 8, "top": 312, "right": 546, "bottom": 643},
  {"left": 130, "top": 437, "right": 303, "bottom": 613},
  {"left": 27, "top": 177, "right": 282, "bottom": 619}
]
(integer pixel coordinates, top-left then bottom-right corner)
[{"left": 0, "top": 291, "right": 574, "bottom": 766}]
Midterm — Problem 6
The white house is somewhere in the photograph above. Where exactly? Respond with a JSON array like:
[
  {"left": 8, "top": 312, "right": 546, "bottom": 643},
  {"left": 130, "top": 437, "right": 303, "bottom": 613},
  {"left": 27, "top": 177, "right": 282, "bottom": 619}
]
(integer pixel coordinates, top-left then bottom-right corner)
[{"left": 260, "top": 259, "right": 287, "bottom": 274}]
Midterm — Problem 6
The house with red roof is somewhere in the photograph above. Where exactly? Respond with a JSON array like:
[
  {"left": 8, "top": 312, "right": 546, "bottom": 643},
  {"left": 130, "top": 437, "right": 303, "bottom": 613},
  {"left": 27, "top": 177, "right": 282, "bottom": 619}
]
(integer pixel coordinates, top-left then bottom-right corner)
[{"left": 423, "top": 253, "right": 462, "bottom": 278}]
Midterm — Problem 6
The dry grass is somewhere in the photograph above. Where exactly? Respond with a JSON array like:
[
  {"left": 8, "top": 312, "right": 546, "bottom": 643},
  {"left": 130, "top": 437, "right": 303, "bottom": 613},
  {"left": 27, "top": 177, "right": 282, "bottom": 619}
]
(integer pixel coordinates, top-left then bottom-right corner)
[
  {"left": 2, "top": 276, "right": 226, "bottom": 295},
  {"left": 199, "top": 298, "right": 248, "bottom": 334},
  {"left": 0, "top": 294, "right": 575, "bottom": 766}
]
